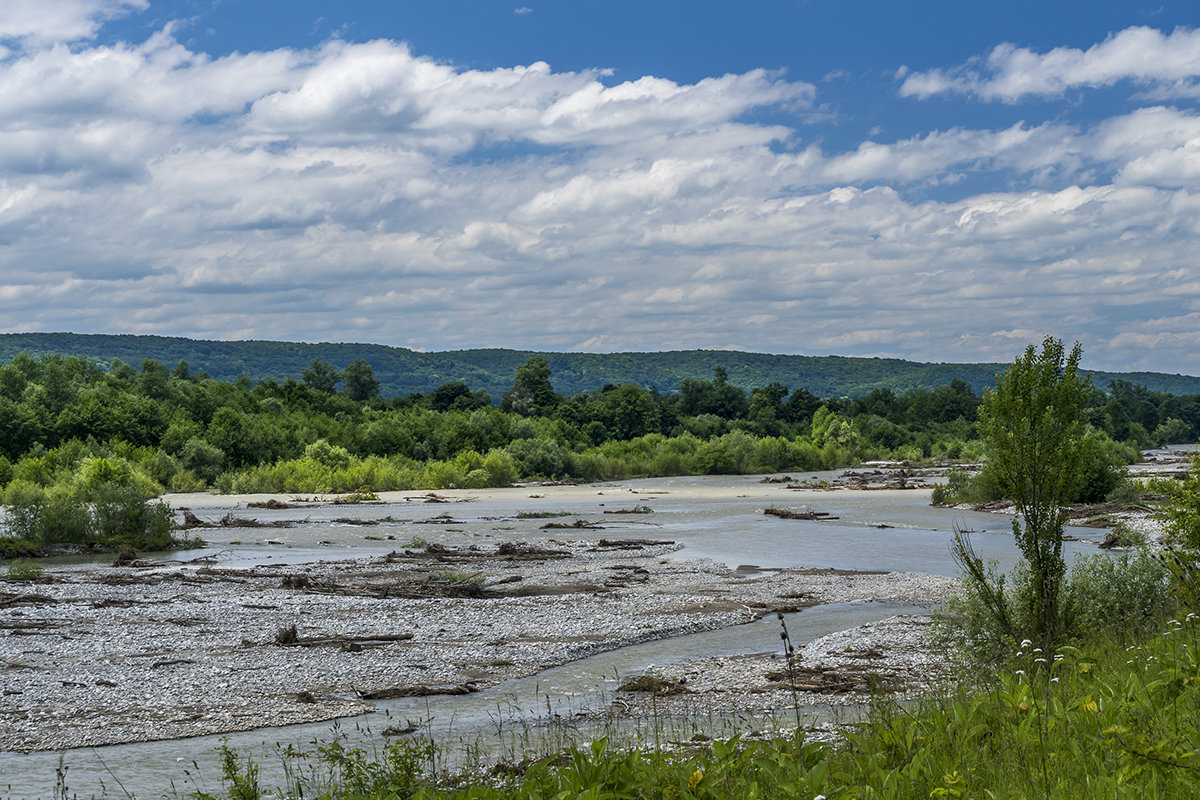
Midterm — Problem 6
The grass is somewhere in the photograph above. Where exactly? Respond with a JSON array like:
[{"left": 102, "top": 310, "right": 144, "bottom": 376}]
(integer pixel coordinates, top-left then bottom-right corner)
[
  {"left": 4, "top": 557, "right": 44, "bottom": 580},
  {"left": 432, "top": 569, "right": 484, "bottom": 585}
]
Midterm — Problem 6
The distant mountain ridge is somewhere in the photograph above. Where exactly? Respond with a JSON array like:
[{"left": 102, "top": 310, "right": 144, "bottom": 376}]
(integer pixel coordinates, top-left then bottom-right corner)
[{"left": 3, "top": 332, "right": 1199, "bottom": 399}]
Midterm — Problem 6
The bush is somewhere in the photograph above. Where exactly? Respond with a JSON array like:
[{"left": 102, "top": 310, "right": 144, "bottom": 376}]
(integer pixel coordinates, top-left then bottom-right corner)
[
  {"left": 1159, "top": 547, "right": 1200, "bottom": 611},
  {"left": 931, "top": 467, "right": 992, "bottom": 506},
  {"left": 1103, "top": 520, "right": 1148, "bottom": 548},
  {"left": 1156, "top": 453, "right": 1200, "bottom": 548},
  {"left": 1065, "top": 551, "right": 1171, "bottom": 640},
  {"left": 180, "top": 437, "right": 226, "bottom": 485},
  {"left": 421, "top": 460, "right": 466, "bottom": 489},
  {"left": 482, "top": 449, "right": 517, "bottom": 486},
  {"left": 90, "top": 484, "right": 174, "bottom": 549},
  {"left": 168, "top": 469, "right": 207, "bottom": 493},
  {"left": 37, "top": 487, "right": 90, "bottom": 545},
  {"left": 304, "top": 438, "right": 352, "bottom": 470},
  {"left": 945, "top": 547, "right": 1173, "bottom": 671},
  {"left": 1072, "top": 430, "right": 1136, "bottom": 503},
  {"left": 1104, "top": 477, "right": 1144, "bottom": 506},
  {"left": 1152, "top": 416, "right": 1192, "bottom": 446},
  {"left": 3, "top": 479, "right": 46, "bottom": 539},
  {"left": 940, "top": 555, "right": 1031, "bottom": 672},
  {"left": 505, "top": 438, "right": 568, "bottom": 479},
  {"left": 2, "top": 478, "right": 175, "bottom": 551}
]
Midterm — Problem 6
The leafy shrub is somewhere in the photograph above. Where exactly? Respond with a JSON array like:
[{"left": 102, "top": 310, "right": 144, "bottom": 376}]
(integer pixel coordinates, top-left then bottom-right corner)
[
  {"left": 505, "top": 438, "right": 568, "bottom": 479},
  {"left": 931, "top": 467, "right": 986, "bottom": 506},
  {"left": 1072, "top": 429, "right": 1137, "bottom": 503},
  {"left": 36, "top": 487, "right": 90, "bottom": 545},
  {"left": 168, "top": 469, "right": 207, "bottom": 493},
  {"left": 1065, "top": 551, "right": 1170, "bottom": 640},
  {"left": 1158, "top": 547, "right": 1200, "bottom": 611},
  {"left": 180, "top": 437, "right": 226, "bottom": 484},
  {"left": 12, "top": 454, "right": 52, "bottom": 486},
  {"left": 304, "top": 439, "right": 352, "bottom": 470},
  {"left": 1156, "top": 453, "right": 1200, "bottom": 548},
  {"left": 2, "top": 477, "right": 174, "bottom": 550},
  {"left": 482, "top": 449, "right": 517, "bottom": 486},
  {"left": 462, "top": 468, "right": 490, "bottom": 489},
  {"left": 1103, "top": 520, "right": 1148, "bottom": 548},
  {"left": 567, "top": 451, "right": 610, "bottom": 481},
  {"left": 76, "top": 456, "right": 133, "bottom": 494},
  {"left": 90, "top": 484, "right": 174, "bottom": 549},
  {"left": 140, "top": 449, "right": 186, "bottom": 488},
  {"left": 3, "top": 479, "right": 46, "bottom": 539},
  {"left": 1104, "top": 478, "right": 1144, "bottom": 506},
  {"left": 421, "top": 460, "right": 466, "bottom": 490},
  {"left": 1152, "top": 416, "right": 1192, "bottom": 446},
  {"left": 945, "top": 547, "right": 1173, "bottom": 670}
]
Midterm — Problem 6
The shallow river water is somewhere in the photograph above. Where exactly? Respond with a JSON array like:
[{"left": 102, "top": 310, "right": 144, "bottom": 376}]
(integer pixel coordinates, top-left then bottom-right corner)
[{"left": 1, "top": 472, "right": 1109, "bottom": 798}]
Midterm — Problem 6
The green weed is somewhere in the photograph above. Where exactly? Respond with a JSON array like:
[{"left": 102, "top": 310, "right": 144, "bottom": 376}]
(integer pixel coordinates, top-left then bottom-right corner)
[{"left": 5, "top": 558, "right": 44, "bottom": 580}]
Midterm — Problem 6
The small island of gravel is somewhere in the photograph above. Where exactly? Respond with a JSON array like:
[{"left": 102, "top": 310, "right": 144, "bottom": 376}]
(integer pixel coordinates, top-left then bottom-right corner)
[{"left": 1, "top": 504, "right": 956, "bottom": 752}]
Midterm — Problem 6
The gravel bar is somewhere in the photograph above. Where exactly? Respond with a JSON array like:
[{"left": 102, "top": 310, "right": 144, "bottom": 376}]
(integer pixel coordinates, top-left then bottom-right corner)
[{"left": 0, "top": 539, "right": 956, "bottom": 752}]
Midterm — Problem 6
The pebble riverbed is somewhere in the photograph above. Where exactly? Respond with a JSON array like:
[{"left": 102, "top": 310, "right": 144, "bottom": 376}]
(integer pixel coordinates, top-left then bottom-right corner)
[{"left": 0, "top": 537, "right": 956, "bottom": 753}]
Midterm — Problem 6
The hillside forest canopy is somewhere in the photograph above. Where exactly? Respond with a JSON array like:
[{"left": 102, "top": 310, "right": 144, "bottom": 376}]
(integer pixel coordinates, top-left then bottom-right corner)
[{"left": 5, "top": 333, "right": 1200, "bottom": 400}]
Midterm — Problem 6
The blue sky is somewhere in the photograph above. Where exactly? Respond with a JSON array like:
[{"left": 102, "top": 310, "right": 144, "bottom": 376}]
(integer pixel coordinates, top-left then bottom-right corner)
[{"left": 1, "top": 1, "right": 1200, "bottom": 374}]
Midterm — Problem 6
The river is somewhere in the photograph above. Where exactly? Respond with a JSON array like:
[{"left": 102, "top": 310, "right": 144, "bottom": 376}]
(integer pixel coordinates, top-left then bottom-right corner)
[{"left": 0, "top": 470, "right": 1111, "bottom": 799}]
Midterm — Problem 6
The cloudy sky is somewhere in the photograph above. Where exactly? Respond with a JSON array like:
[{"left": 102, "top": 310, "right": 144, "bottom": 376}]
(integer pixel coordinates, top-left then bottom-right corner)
[{"left": 2, "top": 1, "right": 1199, "bottom": 373}]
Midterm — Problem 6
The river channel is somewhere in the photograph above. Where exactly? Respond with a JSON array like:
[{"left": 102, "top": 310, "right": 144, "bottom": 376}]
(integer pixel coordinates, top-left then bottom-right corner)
[{"left": 1, "top": 470, "right": 1110, "bottom": 799}]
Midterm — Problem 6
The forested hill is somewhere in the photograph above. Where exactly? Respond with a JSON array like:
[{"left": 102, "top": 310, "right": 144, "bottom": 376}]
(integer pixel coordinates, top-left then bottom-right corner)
[{"left": 2, "top": 332, "right": 1199, "bottom": 399}]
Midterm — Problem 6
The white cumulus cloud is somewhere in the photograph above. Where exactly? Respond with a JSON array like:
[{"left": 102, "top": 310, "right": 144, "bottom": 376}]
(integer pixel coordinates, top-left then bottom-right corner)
[
  {"left": 1, "top": 17, "right": 1200, "bottom": 372},
  {"left": 900, "top": 25, "right": 1200, "bottom": 102},
  {"left": 0, "top": 0, "right": 147, "bottom": 46}
]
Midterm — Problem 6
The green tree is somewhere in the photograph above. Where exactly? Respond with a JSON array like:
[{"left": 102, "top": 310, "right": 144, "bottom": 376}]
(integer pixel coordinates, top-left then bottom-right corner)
[
  {"left": 342, "top": 360, "right": 380, "bottom": 402},
  {"left": 782, "top": 387, "right": 822, "bottom": 426},
  {"left": 301, "top": 359, "right": 340, "bottom": 394},
  {"left": 180, "top": 437, "right": 226, "bottom": 484},
  {"left": 430, "top": 381, "right": 489, "bottom": 412},
  {"left": 1153, "top": 416, "right": 1192, "bottom": 446},
  {"left": 597, "top": 384, "right": 661, "bottom": 440},
  {"left": 138, "top": 359, "right": 170, "bottom": 399},
  {"left": 501, "top": 357, "right": 558, "bottom": 416},
  {"left": 748, "top": 382, "right": 788, "bottom": 426},
  {"left": 957, "top": 337, "right": 1091, "bottom": 655},
  {"left": 0, "top": 396, "right": 44, "bottom": 459}
]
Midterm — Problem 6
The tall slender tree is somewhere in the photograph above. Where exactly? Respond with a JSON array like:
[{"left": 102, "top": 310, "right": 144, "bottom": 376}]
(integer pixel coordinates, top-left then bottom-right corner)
[{"left": 957, "top": 337, "right": 1091, "bottom": 655}]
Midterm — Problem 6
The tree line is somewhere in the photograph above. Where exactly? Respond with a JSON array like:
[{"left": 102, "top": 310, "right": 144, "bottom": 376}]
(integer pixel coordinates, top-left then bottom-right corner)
[{"left": 0, "top": 351, "right": 1193, "bottom": 514}]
